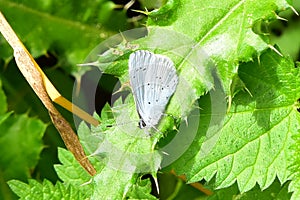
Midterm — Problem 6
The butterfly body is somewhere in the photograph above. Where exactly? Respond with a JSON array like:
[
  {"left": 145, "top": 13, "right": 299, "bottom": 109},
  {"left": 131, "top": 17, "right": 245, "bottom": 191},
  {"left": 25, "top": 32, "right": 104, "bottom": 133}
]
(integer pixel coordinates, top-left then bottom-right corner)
[{"left": 128, "top": 50, "right": 178, "bottom": 129}]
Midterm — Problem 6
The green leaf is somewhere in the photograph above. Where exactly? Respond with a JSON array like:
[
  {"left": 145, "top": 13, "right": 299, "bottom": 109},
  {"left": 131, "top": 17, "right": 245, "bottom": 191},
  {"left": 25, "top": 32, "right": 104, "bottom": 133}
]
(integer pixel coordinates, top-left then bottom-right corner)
[
  {"left": 8, "top": 179, "right": 87, "bottom": 200},
  {"left": 77, "top": 1, "right": 298, "bottom": 196},
  {"left": 171, "top": 48, "right": 300, "bottom": 192},
  {"left": 207, "top": 178, "right": 291, "bottom": 200},
  {"left": 0, "top": 0, "right": 127, "bottom": 75},
  {"left": 54, "top": 148, "right": 93, "bottom": 196},
  {"left": 78, "top": 120, "right": 159, "bottom": 199},
  {"left": 0, "top": 78, "right": 47, "bottom": 199},
  {"left": 8, "top": 147, "right": 92, "bottom": 199},
  {"left": 7, "top": 180, "right": 31, "bottom": 198},
  {"left": 92, "top": 167, "right": 139, "bottom": 199},
  {"left": 147, "top": 0, "right": 291, "bottom": 96},
  {"left": 289, "top": 129, "right": 300, "bottom": 200},
  {"left": 85, "top": 0, "right": 294, "bottom": 145},
  {"left": 0, "top": 113, "right": 46, "bottom": 181},
  {"left": 124, "top": 178, "right": 157, "bottom": 200}
]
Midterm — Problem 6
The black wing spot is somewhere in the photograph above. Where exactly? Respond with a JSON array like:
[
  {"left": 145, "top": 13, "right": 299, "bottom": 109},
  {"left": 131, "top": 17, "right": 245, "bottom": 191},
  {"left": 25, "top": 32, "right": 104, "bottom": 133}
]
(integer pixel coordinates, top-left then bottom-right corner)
[
  {"left": 148, "top": 101, "right": 151, "bottom": 104},
  {"left": 161, "top": 87, "right": 164, "bottom": 90},
  {"left": 143, "top": 68, "right": 146, "bottom": 71},
  {"left": 156, "top": 99, "right": 158, "bottom": 102},
  {"left": 166, "top": 96, "right": 169, "bottom": 100},
  {"left": 147, "top": 83, "right": 150, "bottom": 86}
]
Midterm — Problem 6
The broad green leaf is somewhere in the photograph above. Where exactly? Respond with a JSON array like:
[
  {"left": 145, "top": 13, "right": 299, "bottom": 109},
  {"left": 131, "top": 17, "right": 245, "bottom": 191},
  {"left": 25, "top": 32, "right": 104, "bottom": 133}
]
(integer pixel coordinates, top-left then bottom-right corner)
[
  {"left": 85, "top": 0, "right": 295, "bottom": 142},
  {"left": 8, "top": 179, "right": 87, "bottom": 200},
  {"left": 77, "top": 1, "right": 298, "bottom": 196},
  {"left": 170, "top": 48, "right": 300, "bottom": 192},
  {"left": 9, "top": 147, "right": 92, "bottom": 199},
  {"left": 9, "top": 142, "right": 156, "bottom": 199},
  {"left": 54, "top": 148, "right": 93, "bottom": 196},
  {"left": 0, "top": 78, "right": 47, "bottom": 200},
  {"left": 78, "top": 119, "right": 158, "bottom": 199},
  {"left": 0, "top": 113, "right": 46, "bottom": 181},
  {"left": 147, "top": 0, "right": 292, "bottom": 96},
  {"left": 289, "top": 129, "right": 300, "bottom": 200},
  {"left": 92, "top": 167, "right": 140, "bottom": 199},
  {"left": 0, "top": 0, "right": 127, "bottom": 75}
]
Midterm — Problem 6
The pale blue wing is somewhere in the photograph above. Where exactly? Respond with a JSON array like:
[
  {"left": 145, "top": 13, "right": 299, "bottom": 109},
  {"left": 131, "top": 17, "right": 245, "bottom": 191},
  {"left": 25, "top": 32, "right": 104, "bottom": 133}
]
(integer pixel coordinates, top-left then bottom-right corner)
[{"left": 129, "top": 50, "right": 178, "bottom": 128}]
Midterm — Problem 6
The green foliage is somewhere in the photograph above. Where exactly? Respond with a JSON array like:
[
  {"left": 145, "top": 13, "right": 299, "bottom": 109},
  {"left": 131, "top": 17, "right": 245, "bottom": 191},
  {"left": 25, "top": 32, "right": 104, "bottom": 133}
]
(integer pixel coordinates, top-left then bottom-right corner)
[
  {"left": 1, "top": 0, "right": 300, "bottom": 199},
  {"left": 289, "top": 129, "right": 300, "bottom": 200},
  {"left": 8, "top": 179, "right": 87, "bottom": 200},
  {"left": 78, "top": 108, "right": 159, "bottom": 199},
  {"left": 171, "top": 48, "right": 299, "bottom": 191},
  {"left": 0, "top": 0, "right": 127, "bottom": 76},
  {"left": 207, "top": 178, "right": 291, "bottom": 200},
  {"left": 9, "top": 147, "right": 157, "bottom": 199},
  {"left": 0, "top": 79, "right": 47, "bottom": 199},
  {"left": 147, "top": 0, "right": 292, "bottom": 96},
  {"left": 270, "top": 0, "right": 300, "bottom": 61},
  {"left": 54, "top": 148, "right": 93, "bottom": 196}
]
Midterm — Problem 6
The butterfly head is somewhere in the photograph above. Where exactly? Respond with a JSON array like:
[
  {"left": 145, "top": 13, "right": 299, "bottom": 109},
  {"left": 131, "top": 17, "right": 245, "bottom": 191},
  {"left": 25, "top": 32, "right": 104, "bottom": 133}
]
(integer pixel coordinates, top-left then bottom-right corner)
[{"left": 138, "top": 119, "right": 147, "bottom": 129}]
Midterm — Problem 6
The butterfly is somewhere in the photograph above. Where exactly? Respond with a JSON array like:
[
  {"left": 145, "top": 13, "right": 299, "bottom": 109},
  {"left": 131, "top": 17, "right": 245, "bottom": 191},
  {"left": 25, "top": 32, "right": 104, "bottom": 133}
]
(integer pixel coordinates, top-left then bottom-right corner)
[{"left": 128, "top": 50, "right": 178, "bottom": 130}]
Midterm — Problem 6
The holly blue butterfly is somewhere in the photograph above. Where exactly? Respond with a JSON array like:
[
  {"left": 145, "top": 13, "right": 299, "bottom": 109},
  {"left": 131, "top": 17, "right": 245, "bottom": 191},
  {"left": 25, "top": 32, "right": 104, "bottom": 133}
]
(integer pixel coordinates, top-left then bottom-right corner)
[{"left": 128, "top": 50, "right": 178, "bottom": 130}]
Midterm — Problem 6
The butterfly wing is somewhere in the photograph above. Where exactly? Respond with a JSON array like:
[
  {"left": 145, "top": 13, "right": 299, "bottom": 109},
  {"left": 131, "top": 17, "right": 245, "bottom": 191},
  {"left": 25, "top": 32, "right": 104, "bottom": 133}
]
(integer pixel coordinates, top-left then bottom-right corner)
[{"left": 129, "top": 50, "right": 178, "bottom": 128}]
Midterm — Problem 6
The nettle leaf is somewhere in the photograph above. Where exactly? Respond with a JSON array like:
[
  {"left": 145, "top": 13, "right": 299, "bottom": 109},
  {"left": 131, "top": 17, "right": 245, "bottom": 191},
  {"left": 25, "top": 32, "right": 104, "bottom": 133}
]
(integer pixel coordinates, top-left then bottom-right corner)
[
  {"left": 207, "top": 178, "right": 291, "bottom": 200},
  {"left": 77, "top": 122, "right": 158, "bottom": 199},
  {"left": 79, "top": 1, "right": 298, "bottom": 197},
  {"left": 86, "top": 0, "right": 294, "bottom": 130},
  {"left": 0, "top": 113, "right": 46, "bottom": 180},
  {"left": 54, "top": 148, "right": 93, "bottom": 196},
  {"left": 88, "top": 26, "right": 215, "bottom": 128},
  {"left": 0, "top": 0, "right": 125, "bottom": 75},
  {"left": 148, "top": 0, "right": 292, "bottom": 96},
  {"left": 0, "top": 78, "right": 47, "bottom": 199},
  {"left": 171, "top": 49, "right": 300, "bottom": 192},
  {"left": 289, "top": 129, "right": 300, "bottom": 200},
  {"left": 8, "top": 179, "right": 87, "bottom": 200}
]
